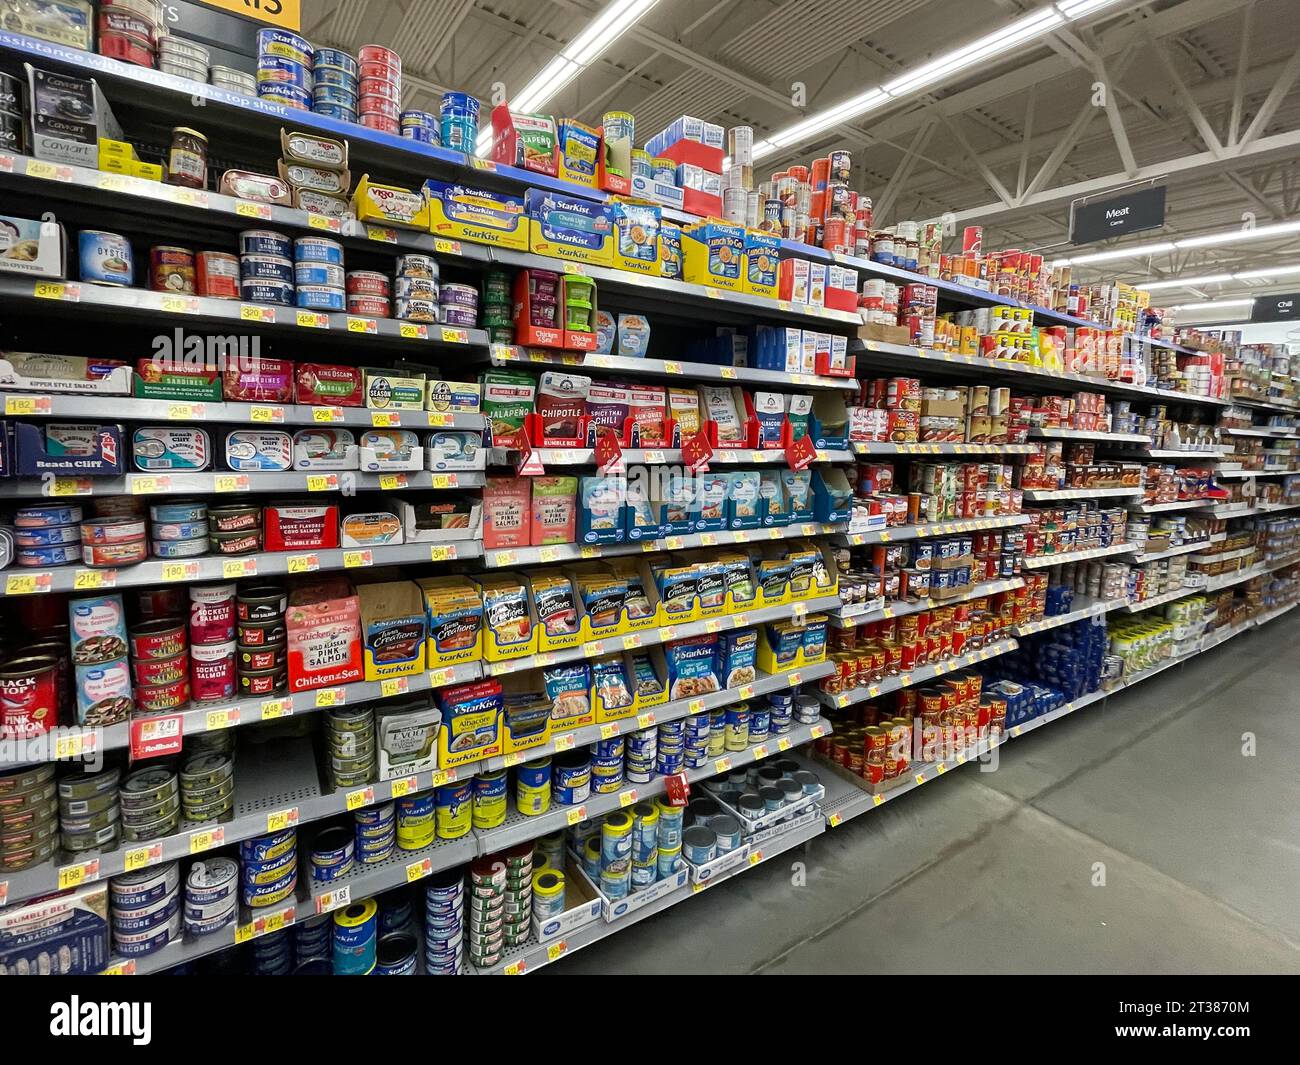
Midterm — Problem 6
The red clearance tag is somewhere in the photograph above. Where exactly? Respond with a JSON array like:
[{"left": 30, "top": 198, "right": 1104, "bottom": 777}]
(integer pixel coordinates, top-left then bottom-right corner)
[
  {"left": 786, "top": 433, "right": 818, "bottom": 470},
  {"left": 682, "top": 430, "right": 713, "bottom": 472},
  {"left": 662, "top": 772, "right": 691, "bottom": 806},
  {"left": 595, "top": 430, "right": 624, "bottom": 474}
]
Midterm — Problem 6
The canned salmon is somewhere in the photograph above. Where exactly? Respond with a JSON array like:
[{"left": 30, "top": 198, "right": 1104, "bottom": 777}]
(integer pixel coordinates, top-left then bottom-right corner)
[
  {"left": 129, "top": 619, "right": 187, "bottom": 660},
  {"left": 237, "top": 642, "right": 285, "bottom": 672},
  {"left": 0, "top": 656, "right": 60, "bottom": 739},
  {"left": 135, "top": 676, "right": 191, "bottom": 712},
  {"left": 132, "top": 652, "right": 188, "bottom": 687}
]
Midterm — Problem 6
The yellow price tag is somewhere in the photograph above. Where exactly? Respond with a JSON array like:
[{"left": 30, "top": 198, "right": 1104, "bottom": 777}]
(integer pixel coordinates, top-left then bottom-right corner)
[
  {"left": 433, "top": 238, "right": 463, "bottom": 255},
  {"left": 267, "top": 807, "right": 299, "bottom": 833},
  {"left": 688, "top": 698, "right": 705, "bottom": 713},
  {"left": 599, "top": 723, "right": 618, "bottom": 739},
  {"left": 380, "top": 677, "right": 408, "bottom": 698},
  {"left": 213, "top": 474, "right": 244, "bottom": 493},
  {"left": 828, "top": 813, "right": 843, "bottom": 828},
  {"left": 261, "top": 698, "right": 292, "bottom": 720},
  {"left": 547, "top": 941, "right": 567, "bottom": 962},
  {"left": 399, "top": 322, "right": 428, "bottom": 340},
  {"left": 222, "top": 558, "right": 256, "bottom": 579},
  {"left": 619, "top": 789, "right": 638, "bottom": 807},
  {"left": 347, "top": 316, "right": 376, "bottom": 334},
  {"left": 378, "top": 473, "right": 407, "bottom": 490},
  {"left": 738, "top": 684, "right": 754, "bottom": 700},
  {"left": 308, "top": 213, "right": 339, "bottom": 231},
  {"left": 4, "top": 396, "right": 47, "bottom": 416},
  {"left": 306, "top": 475, "right": 335, "bottom": 492},
  {"left": 504, "top": 960, "right": 526, "bottom": 975},
  {"left": 235, "top": 200, "right": 271, "bottom": 219},
  {"left": 297, "top": 310, "right": 329, "bottom": 329},
  {"left": 72, "top": 570, "right": 111, "bottom": 591},
  {"left": 406, "top": 859, "right": 431, "bottom": 883},
  {"left": 124, "top": 845, "right": 160, "bottom": 872},
  {"left": 160, "top": 562, "right": 191, "bottom": 582},
  {"left": 777, "top": 737, "right": 792, "bottom": 751},
  {"left": 34, "top": 280, "right": 70, "bottom": 300},
  {"left": 391, "top": 776, "right": 417, "bottom": 798},
  {"left": 234, "top": 923, "right": 255, "bottom": 944},
  {"left": 720, "top": 367, "right": 738, "bottom": 379},
  {"left": 189, "top": 827, "right": 224, "bottom": 854},
  {"left": 312, "top": 406, "right": 342, "bottom": 424},
  {"left": 206, "top": 708, "right": 239, "bottom": 731},
  {"left": 240, "top": 303, "right": 274, "bottom": 323},
  {"left": 873, "top": 794, "right": 885, "bottom": 806},
  {"left": 314, "top": 688, "right": 344, "bottom": 708},
  {"left": 715, "top": 757, "right": 732, "bottom": 773},
  {"left": 250, "top": 405, "right": 281, "bottom": 423},
  {"left": 346, "top": 787, "right": 375, "bottom": 811},
  {"left": 160, "top": 295, "right": 195, "bottom": 314},
  {"left": 554, "top": 733, "right": 577, "bottom": 751},
  {"left": 636, "top": 712, "right": 656, "bottom": 728},
  {"left": 431, "top": 474, "right": 454, "bottom": 489},
  {"left": 566, "top": 806, "right": 587, "bottom": 825},
  {"left": 664, "top": 361, "right": 683, "bottom": 374}
]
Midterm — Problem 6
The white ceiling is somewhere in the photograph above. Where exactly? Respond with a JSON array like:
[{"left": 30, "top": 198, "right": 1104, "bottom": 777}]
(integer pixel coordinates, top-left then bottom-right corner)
[{"left": 301, "top": 0, "right": 1300, "bottom": 312}]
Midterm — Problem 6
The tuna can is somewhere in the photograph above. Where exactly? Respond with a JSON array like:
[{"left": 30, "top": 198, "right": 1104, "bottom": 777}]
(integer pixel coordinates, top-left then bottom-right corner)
[
  {"left": 402, "top": 124, "right": 438, "bottom": 145},
  {"left": 333, "top": 899, "right": 378, "bottom": 975},
  {"left": 516, "top": 756, "right": 550, "bottom": 789},
  {"left": 600, "top": 865, "right": 630, "bottom": 900},
  {"left": 516, "top": 777, "right": 550, "bottom": 817},
  {"left": 581, "top": 836, "right": 601, "bottom": 879},
  {"left": 725, "top": 705, "right": 750, "bottom": 751},
  {"left": 257, "top": 26, "right": 313, "bottom": 65},
  {"left": 294, "top": 236, "right": 344, "bottom": 265},
  {"left": 682, "top": 824, "right": 717, "bottom": 864},
  {"left": 374, "top": 931, "right": 417, "bottom": 975},
  {"left": 17, "top": 544, "right": 79, "bottom": 567},
  {"left": 631, "top": 861, "right": 657, "bottom": 891},
  {"left": 655, "top": 798, "right": 684, "bottom": 848},
  {"left": 769, "top": 702, "right": 793, "bottom": 733},
  {"left": 79, "top": 230, "right": 134, "bottom": 286},
  {"left": 631, "top": 801, "right": 659, "bottom": 862},
  {"left": 590, "top": 755, "right": 624, "bottom": 794},
  {"left": 439, "top": 91, "right": 479, "bottom": 152},
  {"left": 396, "top": 793, "right": 435, "bottom": 850},
  {"left": 435, "top": 779, "right": 473, "bottom": 839},
  {"left": 472, "top": 770, "right": 507, "bottom": 829},
  {"left": 551, "top": 750, "right": 591, "bottom": 806},
  {"left": 709, "top": 813, "right": 742, "bottom": 852},
  {"left": 600, "top": 810, "right": 633, "bottom": 870},
  {"left": 314, "top": 47, "right": 358, "bottom": 76},
  {"left": 16, "top": 523, "right": 82, "bottom": 548},
  {"left": 314, "top": 104, "right": 358, "bottom": 122}
]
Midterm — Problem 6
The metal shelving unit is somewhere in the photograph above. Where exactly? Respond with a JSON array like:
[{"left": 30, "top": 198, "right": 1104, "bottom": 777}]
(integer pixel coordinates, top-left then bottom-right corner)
[
  {"left": 815, "top": 637, "right": 1019, "bottom": 709},
  {"left": 0, "top": 391, "right": 484, "bottom": 431},
  {"left": 1132, "top": 533, "right": 1226, "bottom": 563},
  {"left": 0, "top": 276, "right": 488, "bottom": 351},
  {"left": 492, "top": 445, "right": 854, "bottom": 468},
  {"left": 1010, "top": 597, "right": 1128, "bottom": 637},
  {"left": 0, "top": 537, "right": 479, "bottom": 600},
  {"left": 1021, "top": 486, "right": 1143, "bottom": 501},
  {"left": 481, "top": 520, "right": 843, "bottom": 568},
  {"left": 835, "top": 513, "right": 1030, "bottom": 547},
  {"left": 1129, "top": 498, "right": 1216, "bottom": 514},
  {"left": 850, "top": 441, "right": 1037, "bottom": 456},
  {"left": 1124, "top": 583, "right": 1196, "bottom": 612},
  {"left": 0, "top": 468, "right": 484, "bottom": 499},
  {"left": 1021, "top": 542, "right": 1135, "bottom": 568},
  {"left": 828, "top": 578, "right": 1024, "bottom": 629},
  {"left": 483, "top": 345, "right": 859, "bottom": 391},
  {"left": 1028, "top": 427, "right": 1152, "bottom": 444},
  {"left": 484, "top": 598, "right": 840, "bottom": 679}
]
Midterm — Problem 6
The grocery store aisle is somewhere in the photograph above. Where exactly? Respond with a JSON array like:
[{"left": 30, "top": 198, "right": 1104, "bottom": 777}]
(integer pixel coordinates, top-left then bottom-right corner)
[{"left": 552, "top": 616, "right": 1300, "bottom": 975}]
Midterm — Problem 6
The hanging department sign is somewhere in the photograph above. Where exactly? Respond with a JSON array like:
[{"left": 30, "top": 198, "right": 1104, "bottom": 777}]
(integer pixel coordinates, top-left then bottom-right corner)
[
  {"left": 1070, "top": 186, "right": 1166, "bottom": 245},
  {"left": 1250, "top": 293, "right": 1300, "bottom": 322},
  {"left": 196, "top": 0, "right": 301, "bottom": 30}
]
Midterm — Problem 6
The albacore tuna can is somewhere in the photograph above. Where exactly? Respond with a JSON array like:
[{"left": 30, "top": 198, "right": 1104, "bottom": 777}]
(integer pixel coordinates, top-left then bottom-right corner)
[{"left": 374, "top": 931, "right": 417, "bottom": 975}]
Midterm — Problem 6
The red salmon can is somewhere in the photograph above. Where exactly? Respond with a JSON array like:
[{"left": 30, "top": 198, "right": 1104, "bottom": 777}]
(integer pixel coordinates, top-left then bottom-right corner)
[
  {"left": 190, "top": 641, "right": 235, "bottom": 701},
  {"left": 129, "top": 618, "right": 187, "bottom": 660},
  {"left": 237, "top": 641, "right": 285, "bottom": 672},
  {"left": 135, "top": 676, "right": 190, "bottom": 712},
  {"left": 237, "top": 617, "right": 287, "bottom": 646},
  {"left": 132, "top": 651, "right": 188, "bottom": 688},
  {"left": 238, "top": 667, "right": 286, "bottom": 697},
  {"left": 0, "top": 656, "right": 59, "bottom": 739},
  {"left": 235, "top": 585, "right": 287, "bottom": 622}
]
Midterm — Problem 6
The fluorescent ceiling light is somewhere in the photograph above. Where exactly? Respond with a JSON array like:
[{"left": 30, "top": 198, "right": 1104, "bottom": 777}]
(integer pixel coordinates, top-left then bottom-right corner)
[
  {"left": 1169, "top": 298, "right": 1256, "bottom": 310},
  {"left": 1140, "top": 263, "right": 1300, "bottom": 291},
  {"left": 752, "top": 1, "right": 1127, "bottom": 163},
  {"left": 1055, "top": 219, "right": 1300, "bottom": 267},
  {"left": 475, "top": 0, "right": 660, "bottom": 154}
]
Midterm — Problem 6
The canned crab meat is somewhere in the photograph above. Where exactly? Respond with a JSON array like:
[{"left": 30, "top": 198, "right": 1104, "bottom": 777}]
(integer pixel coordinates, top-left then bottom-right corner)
[
  {"left": 440, "top": 282, "right": 478, "bottom": 308},
  {"left": 440, "top": 305, "right": 475, "bottom": 328},
  {"left": 347, "top": 294, "right": 390, "bottom": 318},
  {"left": 346, "top": 271, "right": 390, "bottom": 296}
]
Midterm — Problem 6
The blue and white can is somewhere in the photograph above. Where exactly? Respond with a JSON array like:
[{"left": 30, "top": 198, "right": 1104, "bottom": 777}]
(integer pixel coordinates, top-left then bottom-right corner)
[
  {"left": 631, "top": 861, "right": 657, "bottom": 891},
  {"left": 258, "top": 81, "right": 312, "bottom": 109},
  {"left": 258, "top": 55, "right": 313, "bottom": 90},
  {"left": 241, "top": 254, "right": 294, "bottom": 283},
  {"left": 295, "top": 284, "right": 346, "bottom": 311},
  {"left": 657, "top": 845, "right": 681, "bottom": 878},
  {"left": 240, "top": 278, "right": 294, "bottom": 305},
  {"left": 294, "top": 236, "right": 344, "bottom": 265},
  {"left": 314, "top": 48, "right": 357, "bottom": 77},
  {"left": 257, "top": 27, "right": 314, "bottom": 66},
  {"left": 79, "top": 230, "right": 133, "bottom": 286},
  {"left": 656, "top": 801, "right": 684, "bottom": 848},
  {"left": 439, "top": 91, "right": 480, "bottom": 152},
  {"left": 239, "top": 229, "right": 292, "bottom": 258}
]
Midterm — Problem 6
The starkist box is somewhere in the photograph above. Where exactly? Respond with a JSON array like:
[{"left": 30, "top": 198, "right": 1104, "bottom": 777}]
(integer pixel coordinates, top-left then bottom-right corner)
[
  {"left": 287, "top": 576, "right": 363, "bottom": 691},
  {"left": 682, "top": 220, "right": 744, "bottom": 292},
  {"left": 423, "top": 180, "right": 528, "bottom": 250},
  {"left": 526, "top": 188, "right": 615, "bottom": 267},
  {"left": 744, "top": 231, "right": 781, "bottom": 298},
  {"left": 358, "top": 581, "right": 427, "bottom": 681},
  {"left": 435, "top": 677, "right": 502, "bottom": 768}
]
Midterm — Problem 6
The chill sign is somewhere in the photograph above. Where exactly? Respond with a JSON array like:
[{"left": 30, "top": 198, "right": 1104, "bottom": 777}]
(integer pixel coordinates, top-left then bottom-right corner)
[
  {"left": 1070, "top": 186, "right": 1167, "bottom": 245},
  {"left": 1250, "top": 293, "right": 1300, "bottom": 322}
]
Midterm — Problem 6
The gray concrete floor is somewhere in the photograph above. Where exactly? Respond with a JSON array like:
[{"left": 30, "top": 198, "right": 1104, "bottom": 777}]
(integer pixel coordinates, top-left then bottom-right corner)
[{"left": 551, "top": 613, "right": 1300, "bottom": 974}]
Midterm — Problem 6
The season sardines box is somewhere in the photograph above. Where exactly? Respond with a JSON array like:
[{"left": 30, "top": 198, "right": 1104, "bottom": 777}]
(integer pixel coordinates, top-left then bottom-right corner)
[
  {"left": 423, "top": 181, "right": 528, "bottom": 250},
  {"left": 525, "top": 188, "right": 615, "bottom": 267}
]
